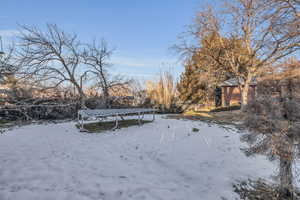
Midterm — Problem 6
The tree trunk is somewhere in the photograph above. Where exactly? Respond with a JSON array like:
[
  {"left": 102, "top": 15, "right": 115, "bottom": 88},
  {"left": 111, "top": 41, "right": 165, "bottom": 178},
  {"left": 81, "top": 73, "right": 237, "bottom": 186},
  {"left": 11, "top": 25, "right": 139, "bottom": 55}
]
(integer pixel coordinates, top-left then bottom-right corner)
[
  {"left": 279, "top": 156, "right": 293, "bottom": 199},
  {"left": 240, "top": 74, "right": 253, "bottom": 111},
  {"left": 239, "top": 83, "right": 249, "bottom": 111},
  {"left": 241, "top": 85, "right": 249, "bottom": 110},
  {"left": 76, "top": 84, "right": 87, "bottom": 109},
  {"left": 80, "top": 95, "right": 87, "bottom": 109},
  {"left": 103, "top": 87, "right": 110, "bottom": 108}
]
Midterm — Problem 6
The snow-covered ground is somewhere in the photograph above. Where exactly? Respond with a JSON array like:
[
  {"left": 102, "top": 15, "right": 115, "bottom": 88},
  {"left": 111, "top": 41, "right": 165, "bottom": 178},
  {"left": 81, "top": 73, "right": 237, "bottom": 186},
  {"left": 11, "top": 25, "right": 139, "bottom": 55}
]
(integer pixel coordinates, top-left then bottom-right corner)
[{"left": 0, "top": 115, "right": 275, "bottom": 200}]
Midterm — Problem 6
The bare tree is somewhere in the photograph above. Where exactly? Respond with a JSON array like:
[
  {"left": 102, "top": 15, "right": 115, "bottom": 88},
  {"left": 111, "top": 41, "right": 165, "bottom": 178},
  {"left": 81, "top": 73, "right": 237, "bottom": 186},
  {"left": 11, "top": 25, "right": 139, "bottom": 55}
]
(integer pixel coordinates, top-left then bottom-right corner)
[
  {"left": 82, "top": 39, "right": 129, "bottom": 108},
  {"left": 226, "top": 0, "right": 300, "bottom": 108},
  {"left": 17, "top": 24, "right": 88, "bottom": 107},
  {"left": 266, "top": 0, "right": 300, "bottom": 17}
]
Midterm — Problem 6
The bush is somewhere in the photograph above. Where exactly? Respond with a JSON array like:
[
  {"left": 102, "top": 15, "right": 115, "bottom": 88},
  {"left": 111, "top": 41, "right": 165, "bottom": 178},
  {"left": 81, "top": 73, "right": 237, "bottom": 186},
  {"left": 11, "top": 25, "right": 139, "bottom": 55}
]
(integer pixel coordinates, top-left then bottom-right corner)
[
  {"left": 192, "top": 128, "right": 199, "bottom": 132},
  {"left": 0, "top": 103, "right": 80, "bottom": 121}
]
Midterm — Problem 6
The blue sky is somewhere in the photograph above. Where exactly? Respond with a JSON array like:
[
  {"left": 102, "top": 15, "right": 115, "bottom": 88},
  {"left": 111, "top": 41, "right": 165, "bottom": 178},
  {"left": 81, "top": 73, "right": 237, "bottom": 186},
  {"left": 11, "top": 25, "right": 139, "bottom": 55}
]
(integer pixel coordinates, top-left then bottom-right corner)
[{"left": 0, "top": 0, "right": 207, "bottom": 81}]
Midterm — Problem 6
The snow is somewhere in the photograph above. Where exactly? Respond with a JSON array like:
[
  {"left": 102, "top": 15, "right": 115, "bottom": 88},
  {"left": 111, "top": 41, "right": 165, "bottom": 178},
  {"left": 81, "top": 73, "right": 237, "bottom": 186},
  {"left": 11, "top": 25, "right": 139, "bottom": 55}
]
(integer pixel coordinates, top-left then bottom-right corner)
[{"left": 0, "top": 115, "right": 275, "bottom": 200}]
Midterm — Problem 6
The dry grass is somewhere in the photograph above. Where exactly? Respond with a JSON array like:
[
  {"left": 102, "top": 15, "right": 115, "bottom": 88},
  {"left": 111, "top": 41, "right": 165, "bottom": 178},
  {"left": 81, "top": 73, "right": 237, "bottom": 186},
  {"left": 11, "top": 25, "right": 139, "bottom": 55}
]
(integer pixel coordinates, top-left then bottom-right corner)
[
  {"left": 167, "top": 110, "right": 244, "bottom": 127},
  {"left": 183, "top": 110, "right": 213, "bottom": 118}
]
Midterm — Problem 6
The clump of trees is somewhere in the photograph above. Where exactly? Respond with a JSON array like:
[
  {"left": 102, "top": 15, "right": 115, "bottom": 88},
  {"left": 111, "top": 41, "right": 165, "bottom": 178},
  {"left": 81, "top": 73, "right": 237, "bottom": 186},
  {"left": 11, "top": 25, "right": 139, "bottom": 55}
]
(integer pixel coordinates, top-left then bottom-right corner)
[
  {"left": 0, "top": 23, "right": 142, "bottom": 120},
  {"left": 177, "top": 32, "right": 236, "bottom": 109},
  {"left": 176, "top": 0, "right": 300, "bottom": 109},
  {"left": 17, "top": 24, "right": 121, "bottom": 108},
  {"left": 1, "top": 24, "right": 131, "bottom": 108}
]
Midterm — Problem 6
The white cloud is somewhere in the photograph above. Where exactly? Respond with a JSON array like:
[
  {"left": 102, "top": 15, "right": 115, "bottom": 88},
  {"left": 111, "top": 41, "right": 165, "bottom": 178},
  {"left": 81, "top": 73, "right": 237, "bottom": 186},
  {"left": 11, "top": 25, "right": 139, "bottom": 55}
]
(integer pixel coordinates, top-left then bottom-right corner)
[{"left": 0, "top": 30, "right": 19, "bottom": 37}]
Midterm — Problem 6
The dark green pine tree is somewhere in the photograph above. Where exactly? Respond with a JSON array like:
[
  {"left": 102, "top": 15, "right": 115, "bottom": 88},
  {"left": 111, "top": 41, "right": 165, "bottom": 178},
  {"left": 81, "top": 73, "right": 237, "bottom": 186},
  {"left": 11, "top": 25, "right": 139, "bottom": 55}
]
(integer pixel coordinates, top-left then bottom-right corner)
[{"left": 177, "top": 60, "right": 212, "bottom": 107}]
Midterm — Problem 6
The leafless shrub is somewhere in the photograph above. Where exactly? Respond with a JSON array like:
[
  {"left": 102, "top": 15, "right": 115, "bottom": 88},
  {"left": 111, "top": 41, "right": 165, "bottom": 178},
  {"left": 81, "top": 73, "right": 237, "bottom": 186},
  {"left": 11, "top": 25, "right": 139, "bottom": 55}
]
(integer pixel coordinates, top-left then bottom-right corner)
[
  {"left": 234, "top": 179, "right": 300, "bottom": 200},
  {"left": 243, "top": 60, "right": 300, "bottom": 199},
  {"left": 146, "top": 71, "right": 177, "bottom": 112}
]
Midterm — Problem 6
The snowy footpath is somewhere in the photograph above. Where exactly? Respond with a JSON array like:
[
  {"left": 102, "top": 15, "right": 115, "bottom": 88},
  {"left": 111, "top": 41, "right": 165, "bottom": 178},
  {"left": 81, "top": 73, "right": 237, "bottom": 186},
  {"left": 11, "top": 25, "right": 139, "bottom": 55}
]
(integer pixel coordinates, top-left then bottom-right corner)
[{"left": 0, "top": 115, "right": 275, "bottom": 200}]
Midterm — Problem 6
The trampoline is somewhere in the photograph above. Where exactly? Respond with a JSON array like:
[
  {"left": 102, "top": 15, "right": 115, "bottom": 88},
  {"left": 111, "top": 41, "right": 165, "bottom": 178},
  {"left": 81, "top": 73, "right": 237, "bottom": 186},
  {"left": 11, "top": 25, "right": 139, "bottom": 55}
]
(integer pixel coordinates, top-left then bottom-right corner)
[{"left": 78, "top": 108, "right": 157, "bottom": 131}]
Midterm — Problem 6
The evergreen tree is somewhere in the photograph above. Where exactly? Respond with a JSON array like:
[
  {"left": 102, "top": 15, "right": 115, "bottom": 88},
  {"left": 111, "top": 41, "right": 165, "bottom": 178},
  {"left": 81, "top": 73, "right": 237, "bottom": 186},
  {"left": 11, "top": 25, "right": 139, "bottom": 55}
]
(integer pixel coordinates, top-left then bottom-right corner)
[{"left": 177, "top": 32, "right": 239, "bottom": 107}]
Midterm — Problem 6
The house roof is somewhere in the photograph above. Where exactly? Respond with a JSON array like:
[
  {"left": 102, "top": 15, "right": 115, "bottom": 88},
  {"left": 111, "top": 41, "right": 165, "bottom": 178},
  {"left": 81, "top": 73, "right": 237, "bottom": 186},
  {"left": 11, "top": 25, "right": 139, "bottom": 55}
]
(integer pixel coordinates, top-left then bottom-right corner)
[{"left": 219, "top": 77, "right": 257, "bottom": 87}]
